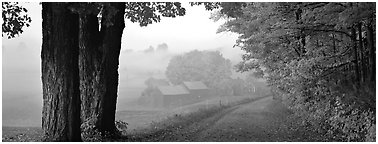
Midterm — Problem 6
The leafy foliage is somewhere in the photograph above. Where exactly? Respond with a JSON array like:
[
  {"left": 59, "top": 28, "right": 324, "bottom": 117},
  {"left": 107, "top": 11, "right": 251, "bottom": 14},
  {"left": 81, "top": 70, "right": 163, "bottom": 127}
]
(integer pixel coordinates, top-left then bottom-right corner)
[
  {"left": 124, "top": 2, "right": 185, "bottom": 27},
  {"left": 115, "top": 120, "right": 128, "bottom": 136},
  {"left": 69, "top": 2, "right": 186, "bottom": 28},
  {"left": 191, "top": 2, "right": 246, "bottom": 18},
  {"left": 326, "top": 96, "right": 375, "bottom": 141},
  {"left": 3, "top": 2, "right": 186, "bottom": 39},
  {"left": 81, "top": 117, "right": 129, "bottom": 142},
  {"left": 2, "top": 2, "right": 31, "bottom": 39},
  {"left": 211, "top": 2, "right": 375, "bottom": 141},
  {"left": 70, "top": 2, "right": 187, "bottom": 27},
  {"left": 80, "top": 116, "right": 103, "bottom": 142}
]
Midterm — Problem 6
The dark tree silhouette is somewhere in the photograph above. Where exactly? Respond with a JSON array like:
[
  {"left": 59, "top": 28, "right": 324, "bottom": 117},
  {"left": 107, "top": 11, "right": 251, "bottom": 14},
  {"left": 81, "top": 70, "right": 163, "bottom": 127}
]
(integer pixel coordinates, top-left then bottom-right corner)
[
  {"left": 3, "top": 2, "right": 186, "bottom": 141},
  {"left": 77, "top": 2, "right": 186, "bottom": 139},
  {"left": 41, "top": 3, "right": 81, "bottom": 141},
  {"left": 78, "top": 3, "right": 126, "bottom": 137}
]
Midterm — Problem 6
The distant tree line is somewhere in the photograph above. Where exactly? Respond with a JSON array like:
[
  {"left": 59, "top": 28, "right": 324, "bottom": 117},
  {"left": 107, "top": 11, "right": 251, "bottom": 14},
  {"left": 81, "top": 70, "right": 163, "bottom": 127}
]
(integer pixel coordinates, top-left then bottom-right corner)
[
  {"left": 165, "top": 50, "right": 257, "bottom": 97},
  {"left": 140, "top": 50, "right": 268, "bottom": 103}
]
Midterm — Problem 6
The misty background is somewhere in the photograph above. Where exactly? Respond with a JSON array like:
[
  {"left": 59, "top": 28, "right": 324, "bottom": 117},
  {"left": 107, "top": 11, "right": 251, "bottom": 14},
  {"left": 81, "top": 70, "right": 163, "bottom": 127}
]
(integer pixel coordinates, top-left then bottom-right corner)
[{"left": 2, "top": 3, "right": 244, "bottom": 127}]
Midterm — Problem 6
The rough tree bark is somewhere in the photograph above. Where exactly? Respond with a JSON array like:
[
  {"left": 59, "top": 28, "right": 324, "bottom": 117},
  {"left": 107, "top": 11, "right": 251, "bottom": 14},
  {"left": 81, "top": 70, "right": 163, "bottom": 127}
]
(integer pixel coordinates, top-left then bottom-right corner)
[
  {"left": 41, "top": 3, "right": 81, "bottom": 141},
  {"left": 79, "top": 2, "right": 125, "bottom": 135},
  {"left": 78, "top": 11, "right": 101, "bottom": 125},
  {"left": 366, "top": 20, "right": 375, "bottom": 82}
]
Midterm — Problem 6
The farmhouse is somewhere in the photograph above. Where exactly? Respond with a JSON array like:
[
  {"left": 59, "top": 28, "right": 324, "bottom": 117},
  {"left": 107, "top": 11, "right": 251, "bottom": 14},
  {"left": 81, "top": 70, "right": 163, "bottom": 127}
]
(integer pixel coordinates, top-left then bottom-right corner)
[
  {"left": 139, "top": 78, "right": 170, "bottom": 106},
  {"left": 139, "top": 79, "right": 212, "bottom": 108},
  {"left": 155, "top": 85, "right": 191, "bottom": 108},
  {"left": 182, "top": 81, "right": 210, "bottom": 101}
]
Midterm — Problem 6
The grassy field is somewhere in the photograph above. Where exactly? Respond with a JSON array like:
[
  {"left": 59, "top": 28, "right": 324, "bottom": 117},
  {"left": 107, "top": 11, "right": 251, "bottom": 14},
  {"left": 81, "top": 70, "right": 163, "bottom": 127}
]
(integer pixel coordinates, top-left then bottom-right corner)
[
  {"left": 2, "top": 127, "right": 43, "bottom": 142},
  {"left": 116, "top": 96, "right": 253, "bottom": 132},
  {"left": 2, "top": 95, "right": 260, "bottom": 142},
  {"left": 116, "top": 95, "right": 260, "bottom": 131}
]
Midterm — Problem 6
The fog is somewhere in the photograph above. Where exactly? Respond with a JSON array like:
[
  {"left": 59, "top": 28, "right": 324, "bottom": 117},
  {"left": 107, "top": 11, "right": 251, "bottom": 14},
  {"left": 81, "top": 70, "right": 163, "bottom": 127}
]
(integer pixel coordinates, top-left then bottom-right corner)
[
  {"left": 116, "top": 43, "right": 245, "bottom": 111},
  {"left": 2, "top": 3, "right": 245, "bottom": 127}
]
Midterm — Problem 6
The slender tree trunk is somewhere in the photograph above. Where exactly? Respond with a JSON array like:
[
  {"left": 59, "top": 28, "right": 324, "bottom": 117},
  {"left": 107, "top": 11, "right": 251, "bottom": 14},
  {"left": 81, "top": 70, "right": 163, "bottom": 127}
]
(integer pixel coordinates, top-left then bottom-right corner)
[
  {"left": 357, "top": 22, "right": 365, "bottom": 83},
  {"left": 41, "top": 3, "right": 81, "bottom": 141},
  {"left": 332, "top": 34, "right": 337, "bottom": 54},
  {"left": 79, "top": 2, "right": 125, "bottom": 136},
  {"left": 351, "top": 26, "right": 360, "bottom": 84},
  {"left": 367, "top": 20, "right": 375, "bottom": 82},
  {"left": 294, "top": 7, "right": 306, "bottom": 56}
]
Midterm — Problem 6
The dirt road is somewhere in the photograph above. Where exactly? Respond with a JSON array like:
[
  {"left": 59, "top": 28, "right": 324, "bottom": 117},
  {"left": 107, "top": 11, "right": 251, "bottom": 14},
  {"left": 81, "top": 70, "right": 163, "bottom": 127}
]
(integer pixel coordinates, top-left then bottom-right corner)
[
  {"left": 132, "top": 96, "right": 323, "bottom": 142},
  {"left": 191, "top": 96, "right": 293, "bottom": 141}
]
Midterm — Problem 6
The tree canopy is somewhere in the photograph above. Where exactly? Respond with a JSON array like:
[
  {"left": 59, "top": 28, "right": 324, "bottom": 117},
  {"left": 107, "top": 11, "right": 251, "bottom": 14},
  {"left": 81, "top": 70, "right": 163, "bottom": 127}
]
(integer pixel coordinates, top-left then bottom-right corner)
[
  {"left": 2, "top": 2, "right": 31, "bottom": 39},
  {"left": 68, "top": 2, "right": 185, "bottom": 27},
  {"left": 165, "top": 50, "right": 232, "bottom": 88},
  {"left": 212, "top": 2, "right": 375, "bottom": 141}
]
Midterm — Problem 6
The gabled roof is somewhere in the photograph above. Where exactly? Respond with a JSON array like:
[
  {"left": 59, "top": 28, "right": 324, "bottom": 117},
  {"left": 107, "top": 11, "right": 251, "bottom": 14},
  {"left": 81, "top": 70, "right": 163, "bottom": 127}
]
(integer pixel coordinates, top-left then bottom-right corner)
[
  {"left": 182, "top": 81, "right": 208, "bottom": 90},
  {"left": 157, "top": 85, "right": 190, "bottom": 95}
]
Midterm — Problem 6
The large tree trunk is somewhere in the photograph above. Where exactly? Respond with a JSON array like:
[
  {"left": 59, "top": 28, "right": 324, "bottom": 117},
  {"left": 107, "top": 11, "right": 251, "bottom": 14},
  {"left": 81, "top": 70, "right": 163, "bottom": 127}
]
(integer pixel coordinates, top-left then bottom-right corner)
[
  {"left": 78, "top": 12, "right": 102, "bottom": 126},
  {"left": 41, "top": 3, "right": 81, "bottom": 141},
  {"left": 79, "top": 2, "right": 125, "bottom": 136}
]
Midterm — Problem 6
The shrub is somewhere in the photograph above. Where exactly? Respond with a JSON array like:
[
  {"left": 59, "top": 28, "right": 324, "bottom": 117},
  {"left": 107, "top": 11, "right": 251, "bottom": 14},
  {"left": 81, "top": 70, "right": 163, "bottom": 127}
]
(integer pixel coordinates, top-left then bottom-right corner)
[
  {"left": 115, "top": 120, "right": 128, "bottom": 135},
  {"left": 283, "top": 85, "right": 376, "bottom": 142},
  {"left": 365, "top": 124, "right": 376, "bottom": 142},
  {"left": 80, "top": 116, "right": 102, "bottom": 142},
  {"left": 81, "top": 117, "right": 129, "bottom": 141},
  {"left": 326, "top": 96, "right": 375, "bottom": 141}
]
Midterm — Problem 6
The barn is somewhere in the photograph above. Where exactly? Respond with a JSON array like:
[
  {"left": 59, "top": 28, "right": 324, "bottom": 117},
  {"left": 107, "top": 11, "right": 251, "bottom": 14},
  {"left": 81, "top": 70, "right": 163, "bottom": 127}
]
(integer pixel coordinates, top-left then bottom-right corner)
[
  {"left": 182, "top": 81, "right": 210, "bottom": 101},
  {"left": 156, "top": 85, "right": 191, "bottom": 108},
  {"left": 139, "top": 78, "right": 170, "bottom": 107}
]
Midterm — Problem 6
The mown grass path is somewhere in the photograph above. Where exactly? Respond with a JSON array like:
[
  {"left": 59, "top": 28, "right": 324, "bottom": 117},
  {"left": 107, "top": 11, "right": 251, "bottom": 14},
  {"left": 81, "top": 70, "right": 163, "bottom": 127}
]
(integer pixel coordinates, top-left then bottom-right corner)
[{"left": 125, "top": 96, "right": 325, "bottom": 142}]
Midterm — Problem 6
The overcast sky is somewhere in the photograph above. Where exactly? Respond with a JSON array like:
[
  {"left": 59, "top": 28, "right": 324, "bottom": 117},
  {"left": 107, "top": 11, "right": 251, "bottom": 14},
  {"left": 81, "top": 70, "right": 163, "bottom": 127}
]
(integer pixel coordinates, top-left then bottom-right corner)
[{"left": 1, "top": 2, "right": 243, "bottom": 126}]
